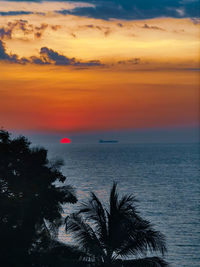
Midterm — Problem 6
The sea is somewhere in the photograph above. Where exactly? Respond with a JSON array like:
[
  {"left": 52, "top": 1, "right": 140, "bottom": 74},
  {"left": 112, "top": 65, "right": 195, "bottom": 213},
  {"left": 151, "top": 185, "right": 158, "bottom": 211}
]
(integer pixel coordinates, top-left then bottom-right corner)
[{"left": 32, "top": 141, "right": 200, "bottom": 267}]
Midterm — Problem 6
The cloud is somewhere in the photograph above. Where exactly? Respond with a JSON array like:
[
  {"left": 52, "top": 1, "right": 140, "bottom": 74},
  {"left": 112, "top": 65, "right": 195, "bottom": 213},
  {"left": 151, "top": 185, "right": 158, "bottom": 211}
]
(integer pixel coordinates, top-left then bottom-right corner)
[
  {"left": 1, "top": 0, "right": 198, "bottom": 19},
  {"left": 0, "top": 20, "right": 34, "bottom": 40},
  {"left": 0, "top": 27, "right": 12, "bottom": 39},
  {"left": 40, "top": 47, "right": 75, "bottom": 65},
  {"left": 56, "top": 0, "right": 199, "bottom": 20},
  {"left": 0, "top": 20, "right": 62, "bottom": 40},
  {"left": 76, "top": 24, "right": 112, "bottom": 37},
  {"left": 117, "top": 58, "right": 141, "bottom": 65},
  {"left": 8, "top": 19, "right": 33, "bottom": 33},
  {"left": 69, "top": 32, "right": 77, "bottom": 38},
  {"left": 34, "top": 23, "right": 48, "bottom": 38},
  {"left": 0, "top": 11, "right": 33, "bottom": 16},
  {"left": 117, "top": 23, "right": 123, "bottom": 28},
  {"left": 34, "top": 32, "right": 42, "bottom": 38},
  {"left": 0, "top": 40, "right": 103, "bottom": 67},
  {"left": 38, "top": 46, "right": 103, "bottom": 66},
  {"left": 51, "top": 25, "right": 62, "bottom": 31},
  {"left": 141, "top": 24, "right": 165, "bottom": 31},
  {"left": 35, "top": 23, "right": 48, "bottom": 31},
  {"left": 0, "top": 1, "right": 95, "bottom": 15},
  {"left": 0, "top": 40, "right": 19, "bottom": 62},
  {"left": 190, "top": 18, "right": 200, "bottom": 24}
]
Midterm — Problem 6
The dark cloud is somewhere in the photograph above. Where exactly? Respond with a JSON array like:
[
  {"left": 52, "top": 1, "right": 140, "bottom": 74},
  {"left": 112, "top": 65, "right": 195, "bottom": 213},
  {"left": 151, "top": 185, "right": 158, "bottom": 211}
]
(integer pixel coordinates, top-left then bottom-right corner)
[
  {"left": 39, "top": 47, "right": 103, "bottom": 66},
  {"left": 0, "top": 40, "right": 103, "bottom": 67},
  {"left": 118, "top": 58, "right": 141, "bottom": 65},
  {"left": 70, "top": 32, "right": 77, "bottom": 38},
  {"left": 8, "top": 19, "right": 33, "bottom": 33},
  {"left": 0, "top": 20, "right": 62, "bottom": 40},
  {"left": 0, "top": 39, "right": 30, "bottom": 64},
  {"left": 84, "top": 24, "right": 94, "bottom": 28},
  {"left": 51, "top": 25, "right": 62, "bottom": 31},
  {"left": 30, "top": 55, "right": 50, "bottom": 65},
  {"left": 1, "top": 1, "right": 199, "bottom": 19},
  {"left": 40, "top": 47, "right": 75, "bottom": 65},
  {"left": 35, "top": 32, "right": 42, "bottom": 38},
  {"left": 104, "top": 29, "right": 111, "bottom": 36},
  {"left": 141, "top": 24, "right": 165, "bottom": 31},
  {"left": 0, "top": 28, "right": 12, "bottom": 40},
  {"left": 0, "top": 20, "right": 33, "bottom": 40},
  {"left": 0, "top": 40, "right": 11, "bottom": 59},
  {"left": 0, "top": 11, "right": 33, "bottom": 16},
  {"left": 34, "top": 23, "right": 48, "bottom": 38},
  {"left": 56, "top": 0, "right": 199, "bottom": 20},
  {"left": 78, "top": 24, "right": 112, "bottom": 37},
  {"left": 0, "top": 40, "right": 20, "bottom": 63},
  {"left": 117, "top": 23, "right": 123, "bottom": 27},
  {"left": 35, "top": 23, "right": 48, "bottom": 31}
]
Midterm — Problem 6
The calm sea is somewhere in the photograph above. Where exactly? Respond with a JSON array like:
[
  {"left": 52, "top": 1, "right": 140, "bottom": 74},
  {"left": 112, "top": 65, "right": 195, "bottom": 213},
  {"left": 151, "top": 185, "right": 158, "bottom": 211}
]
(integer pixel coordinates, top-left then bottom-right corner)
[{"left": 37, "top": 142, "right": 200, "bottom": 267}]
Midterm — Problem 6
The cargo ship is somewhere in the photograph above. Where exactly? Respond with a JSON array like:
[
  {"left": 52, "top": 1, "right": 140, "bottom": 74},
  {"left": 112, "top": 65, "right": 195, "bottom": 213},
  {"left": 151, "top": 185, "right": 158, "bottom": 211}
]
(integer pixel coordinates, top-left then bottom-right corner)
[{"left": 99, "top": 139, "right": 118, "bottom": 143}]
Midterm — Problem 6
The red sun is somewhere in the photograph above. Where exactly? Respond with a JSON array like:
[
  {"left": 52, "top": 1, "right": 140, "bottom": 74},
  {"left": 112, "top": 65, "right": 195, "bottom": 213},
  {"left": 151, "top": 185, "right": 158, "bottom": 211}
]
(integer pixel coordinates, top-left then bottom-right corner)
[{"left": 60, "top": 138, "right": 71, "bottom": 144}]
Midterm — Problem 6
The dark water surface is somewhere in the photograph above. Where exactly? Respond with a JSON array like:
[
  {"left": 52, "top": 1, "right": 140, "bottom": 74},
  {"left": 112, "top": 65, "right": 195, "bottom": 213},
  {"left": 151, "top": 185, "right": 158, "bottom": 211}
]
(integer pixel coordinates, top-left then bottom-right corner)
[{"left": 38, "top": 142, "right": 199, "bottom": 267}]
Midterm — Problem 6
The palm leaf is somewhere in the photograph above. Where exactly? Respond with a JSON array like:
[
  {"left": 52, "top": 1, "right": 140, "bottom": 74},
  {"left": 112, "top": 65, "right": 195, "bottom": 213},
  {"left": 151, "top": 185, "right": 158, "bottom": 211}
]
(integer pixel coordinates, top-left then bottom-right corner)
[
  {"left": 122, "top": 257, "right": 169, "bottom": 267},
  {"left": 67, "top": 213, "right": 105, "bottom": 261},
  {"left": 116, "top": 218, "right": 166, "bottom": 258},
  {"left": 109, "top": 182, "right": 119, "bottom": 215},
  {"left": 78, "top": 192, "right": 108, "bottom": 246}
]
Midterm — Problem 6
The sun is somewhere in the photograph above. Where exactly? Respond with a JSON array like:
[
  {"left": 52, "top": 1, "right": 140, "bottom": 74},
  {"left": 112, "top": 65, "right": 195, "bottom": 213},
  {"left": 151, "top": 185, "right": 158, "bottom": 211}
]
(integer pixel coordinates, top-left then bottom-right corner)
[{"left": 60, "top": 138, "right": 71, "bottom": 144}]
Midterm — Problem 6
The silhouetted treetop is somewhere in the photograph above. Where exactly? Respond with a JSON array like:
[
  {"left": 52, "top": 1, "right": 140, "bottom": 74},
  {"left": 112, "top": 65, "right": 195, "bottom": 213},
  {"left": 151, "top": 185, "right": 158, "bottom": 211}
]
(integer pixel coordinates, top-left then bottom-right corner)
[{"left": 0, "top": 129, "right": 77, "bottom": 266}]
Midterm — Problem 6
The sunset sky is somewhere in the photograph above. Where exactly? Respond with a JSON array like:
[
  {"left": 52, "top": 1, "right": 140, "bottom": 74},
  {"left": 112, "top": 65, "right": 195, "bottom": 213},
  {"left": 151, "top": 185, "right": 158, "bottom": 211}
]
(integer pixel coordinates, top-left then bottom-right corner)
[{"left": 0, "top": 0, "right": 199, "bottom": 141}]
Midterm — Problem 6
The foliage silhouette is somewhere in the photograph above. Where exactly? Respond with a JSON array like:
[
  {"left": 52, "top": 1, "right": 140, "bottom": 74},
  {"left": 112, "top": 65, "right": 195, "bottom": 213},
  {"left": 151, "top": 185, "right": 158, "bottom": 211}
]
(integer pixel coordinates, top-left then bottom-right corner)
[
  {"left": 0, "top": 129, "right": 77, "bottom": 267},
  {"left": 66, "top": 183, "right": 169, "bottom": 267}
]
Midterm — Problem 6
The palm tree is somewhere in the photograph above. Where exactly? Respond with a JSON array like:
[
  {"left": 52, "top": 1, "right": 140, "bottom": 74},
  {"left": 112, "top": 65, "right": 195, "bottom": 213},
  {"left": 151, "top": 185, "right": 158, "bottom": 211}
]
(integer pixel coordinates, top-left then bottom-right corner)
[{"left": 66, "top": 183, "right": 168, "bottom": 267}]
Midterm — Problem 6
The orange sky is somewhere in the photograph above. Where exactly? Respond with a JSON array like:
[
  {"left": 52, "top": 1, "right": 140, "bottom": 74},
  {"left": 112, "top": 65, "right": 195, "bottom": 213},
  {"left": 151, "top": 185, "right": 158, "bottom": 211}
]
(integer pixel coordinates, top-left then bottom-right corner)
[
  {"left": 0, "top": 6, "right": 199, "bottom": 133},
  {"left": 0, "top": 64, "right": 199, "bottom": 132}
]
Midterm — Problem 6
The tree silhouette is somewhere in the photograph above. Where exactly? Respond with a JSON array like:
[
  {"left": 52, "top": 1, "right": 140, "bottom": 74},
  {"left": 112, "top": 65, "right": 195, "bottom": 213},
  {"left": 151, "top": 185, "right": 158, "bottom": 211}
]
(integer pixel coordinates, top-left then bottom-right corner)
[
  {"left": 66, "top": 183, "right": 168, "bottom": 267},
  {"left": 0, "top": 130, "right": 77, "bottom": 267}
]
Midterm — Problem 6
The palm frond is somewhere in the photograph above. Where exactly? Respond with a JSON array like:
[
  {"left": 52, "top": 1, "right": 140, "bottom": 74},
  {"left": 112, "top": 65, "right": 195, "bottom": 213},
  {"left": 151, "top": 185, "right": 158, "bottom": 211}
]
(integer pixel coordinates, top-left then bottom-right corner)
[
  {"left": 122, "top": 257, "right": 169, "bottom": 267},
  {"left": 108, "top": 183, "right": 140, "bottom": 251},
  {"left": 108, "top": 182, "right": 121, "bottom": 249},
  {"left": 78, "top": 192, "right": 108, "bottom": 246},
  {"left": 67, "top": 213, "right": 105, "bottom": 261},
  {"left": 117, "top": 218, "right": 167, "bottom": 257},
  {"left": 118, "top": 194, "right": 138, "bottom": 216},
  {"left": 109, "top": 182, "right": 119, "bottom": 215}
]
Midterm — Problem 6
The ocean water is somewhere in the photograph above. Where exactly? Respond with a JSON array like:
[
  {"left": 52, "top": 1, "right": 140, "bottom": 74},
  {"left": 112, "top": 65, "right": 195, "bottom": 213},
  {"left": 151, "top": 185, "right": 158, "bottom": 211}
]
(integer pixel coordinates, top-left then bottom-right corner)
[{"left": 43, "top": 143, "right": 199, "bottom": 267}]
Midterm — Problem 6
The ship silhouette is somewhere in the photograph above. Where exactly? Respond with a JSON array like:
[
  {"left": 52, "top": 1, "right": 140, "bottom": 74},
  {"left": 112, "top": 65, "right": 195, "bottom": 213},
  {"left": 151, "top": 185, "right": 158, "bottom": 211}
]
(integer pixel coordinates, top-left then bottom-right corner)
[{"left": 99, "top": 139, "right": 118, "bottom": 143}]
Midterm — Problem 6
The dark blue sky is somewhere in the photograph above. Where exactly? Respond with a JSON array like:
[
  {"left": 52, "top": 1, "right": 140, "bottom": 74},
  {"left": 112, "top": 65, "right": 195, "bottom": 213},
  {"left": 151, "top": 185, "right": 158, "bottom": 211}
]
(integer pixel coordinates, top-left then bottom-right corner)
[{"left": 3, "top": 0, "right": 200, "bottom": 20}]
